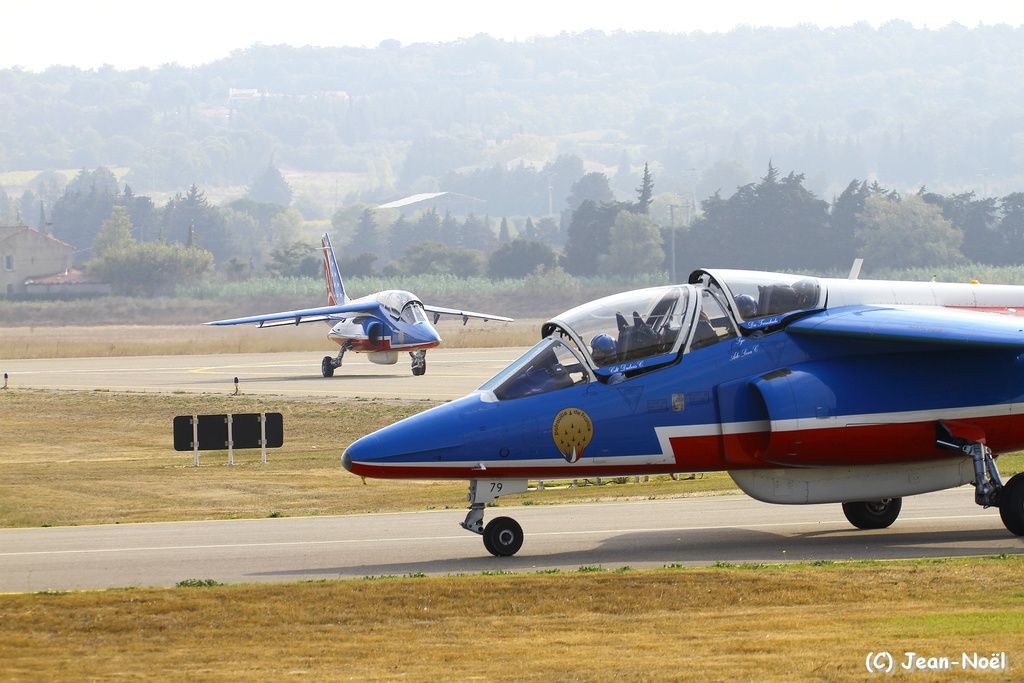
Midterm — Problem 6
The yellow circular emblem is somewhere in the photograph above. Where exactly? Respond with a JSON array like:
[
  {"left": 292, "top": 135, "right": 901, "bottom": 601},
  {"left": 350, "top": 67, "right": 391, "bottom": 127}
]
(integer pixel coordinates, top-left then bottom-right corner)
[{"left": 551, "top": 407, "right": 594, "bottom": 463}]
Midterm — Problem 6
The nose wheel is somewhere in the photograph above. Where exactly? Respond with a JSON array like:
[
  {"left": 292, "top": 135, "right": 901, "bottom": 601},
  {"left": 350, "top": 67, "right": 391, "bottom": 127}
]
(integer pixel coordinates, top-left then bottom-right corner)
[
  {"left": 410, "top": 350, "right": 427, "bottom": 376},
  {"left": 483, "top": 517, "right": 524, "bottom": 556}
]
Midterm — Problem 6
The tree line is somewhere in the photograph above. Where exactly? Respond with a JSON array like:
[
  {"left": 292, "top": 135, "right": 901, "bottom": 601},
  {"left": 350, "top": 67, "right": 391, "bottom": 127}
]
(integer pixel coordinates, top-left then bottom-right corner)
[{"left": 9, "top": 156, "right": 1024, "bottom": 298}]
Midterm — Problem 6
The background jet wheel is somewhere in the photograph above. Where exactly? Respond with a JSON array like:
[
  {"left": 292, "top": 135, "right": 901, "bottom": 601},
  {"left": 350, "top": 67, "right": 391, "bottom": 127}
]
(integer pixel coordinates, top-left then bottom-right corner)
[
  {"left": 841, "top": 498, "right": 902, "bottom": 529},
  {"left": 998, "top": 473, "right": 1024, "bottom": 535},
  {"left": 411, "top": 361, "right": 426, "bottom": 376},
  {"left": 321, "top": 356, "right": 335, "bottom": 378},
  {"left": 483, "top": 516, "right": 523, "bottom": 556}
]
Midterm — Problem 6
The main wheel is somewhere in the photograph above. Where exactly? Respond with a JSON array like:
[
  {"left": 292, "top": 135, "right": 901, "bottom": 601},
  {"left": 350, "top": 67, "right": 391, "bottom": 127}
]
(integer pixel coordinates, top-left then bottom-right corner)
[
  {"left": 483, "top": 516, "right": 523, "bottom": 556},
  {"left": 321, "top": 356, "right": 335, "bottom": 378},
  {"left": 842, "top": 498, "right": 902, "bottom": 529},
  {"left": 998, "top": 473, "right": 1024, "bottom": 535}
]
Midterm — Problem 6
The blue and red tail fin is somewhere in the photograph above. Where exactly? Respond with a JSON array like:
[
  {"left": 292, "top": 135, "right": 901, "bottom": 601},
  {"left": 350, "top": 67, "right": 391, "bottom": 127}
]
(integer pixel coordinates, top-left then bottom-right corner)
[{"left": 321, "top": 233, "right": 348, "bottom": 306}]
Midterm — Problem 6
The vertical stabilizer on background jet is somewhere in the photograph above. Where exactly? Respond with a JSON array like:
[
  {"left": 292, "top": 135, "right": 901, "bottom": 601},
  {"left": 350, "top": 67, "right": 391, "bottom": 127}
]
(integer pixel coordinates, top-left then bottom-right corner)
[{"left": 322, "top": 233, "right": 348, "bottom": 306}]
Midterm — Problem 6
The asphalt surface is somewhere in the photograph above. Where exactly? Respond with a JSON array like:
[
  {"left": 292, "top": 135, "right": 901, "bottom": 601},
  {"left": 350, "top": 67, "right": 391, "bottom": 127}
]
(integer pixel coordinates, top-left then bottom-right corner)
[
  {"left": 2, "top": 350, "right": 1022, "bottom": 592},
  {"left": 1, "top": 348, "right": 525, "bottom": 400},
  {"left": 1, "top": 489, "right": 1020, "bottom": 592}
]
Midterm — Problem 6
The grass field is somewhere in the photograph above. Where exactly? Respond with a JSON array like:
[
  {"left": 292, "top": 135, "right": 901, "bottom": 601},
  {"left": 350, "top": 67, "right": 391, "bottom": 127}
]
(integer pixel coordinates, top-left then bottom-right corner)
[
  {"left": 2, "top": 325, "right": 1023, "bottom": 681},
  {"left": 0, "top": 390, "right": 739, "bottom": 528},
  {"left": 1, "top": 558, "right": 1021, "bottom": 682}
]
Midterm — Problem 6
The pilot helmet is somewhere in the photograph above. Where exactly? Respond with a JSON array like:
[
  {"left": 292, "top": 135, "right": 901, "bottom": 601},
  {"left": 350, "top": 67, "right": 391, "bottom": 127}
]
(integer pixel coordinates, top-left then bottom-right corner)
[
  {"left": 734, "top": 294, "right": 757, "bottom": 319},
  {"left": 590, "top": 333, "right": 617, "bottom": 364}
]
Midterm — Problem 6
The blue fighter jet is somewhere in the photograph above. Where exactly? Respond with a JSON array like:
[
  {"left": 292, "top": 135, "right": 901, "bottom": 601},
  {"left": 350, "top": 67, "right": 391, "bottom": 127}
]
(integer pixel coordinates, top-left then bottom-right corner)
[
  {"left": 207, "top": 233, "right": 513, "bottom": 376},
  {"left": 344, "top": 268, "right": 1024, "bottom": 556}
]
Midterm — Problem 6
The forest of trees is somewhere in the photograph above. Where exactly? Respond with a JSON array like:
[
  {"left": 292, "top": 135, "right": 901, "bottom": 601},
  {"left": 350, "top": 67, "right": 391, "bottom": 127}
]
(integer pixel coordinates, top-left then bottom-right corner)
[
  {"left": 4, "top": 24, "right": 1024, "bottom": 294},
  {"left": 17, "top": 159, "right": 1024, "bottom": 297}
]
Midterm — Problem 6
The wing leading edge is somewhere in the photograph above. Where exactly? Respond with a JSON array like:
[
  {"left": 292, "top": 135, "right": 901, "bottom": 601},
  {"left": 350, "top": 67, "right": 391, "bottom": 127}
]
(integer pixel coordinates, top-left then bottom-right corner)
[
  {"left": 423, "top": 304, "right": 514, "bottom": 324},
  {"left": 205, "top": 300, "right": 382, "bottom": 328},
  {"left": 787, "top": 305, "right": 1024, "bottom": 348}
]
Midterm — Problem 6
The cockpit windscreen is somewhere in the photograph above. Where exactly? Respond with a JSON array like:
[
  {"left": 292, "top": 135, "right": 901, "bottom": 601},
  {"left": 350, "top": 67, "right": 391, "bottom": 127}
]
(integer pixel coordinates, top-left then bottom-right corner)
[
  {"left": 479, "top": 338, "right": 589, "bottom": 401},
  {"left": 548, "top": 286, "right": 690, "bottom": 370}
]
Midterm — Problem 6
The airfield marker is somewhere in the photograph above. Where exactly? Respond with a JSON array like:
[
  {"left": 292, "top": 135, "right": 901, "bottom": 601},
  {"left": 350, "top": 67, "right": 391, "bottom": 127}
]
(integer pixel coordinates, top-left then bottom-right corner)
[
  {"left": 233, "top": 376, "right": 239, "bottom": 395},
  {"left": 2, "top": 372, "right": 7, "bottom": 389}
]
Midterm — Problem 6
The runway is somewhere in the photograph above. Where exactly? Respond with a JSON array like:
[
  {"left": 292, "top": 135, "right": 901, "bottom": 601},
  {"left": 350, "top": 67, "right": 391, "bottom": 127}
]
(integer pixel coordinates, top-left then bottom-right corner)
[
  {"left": 1, "top": 489, "right": 1020, "bottom": 592},
  {"left": 0, "top": 348, "right": 526, "bottom": 400},
  {"left": 2, "top": 349, "right": 1022, "bottom": 592}
]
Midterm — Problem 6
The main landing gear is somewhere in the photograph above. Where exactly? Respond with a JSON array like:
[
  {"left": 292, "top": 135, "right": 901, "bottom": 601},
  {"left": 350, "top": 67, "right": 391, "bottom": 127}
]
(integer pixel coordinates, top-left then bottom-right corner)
[
  {"left": 840, "top": 423, "right": 1024, "bottom": 536},
  {"left": 321, "top": 342, "right": 350, "bottom": 378},
  {"left": 461, "top": 479, "right": 529, "bottom": 556},
  {"left": 842, "top": 498, "right": 903, "bottom": 529},
  {"left": 935, "top": 422, "right": 1024, "bottom": 536}
]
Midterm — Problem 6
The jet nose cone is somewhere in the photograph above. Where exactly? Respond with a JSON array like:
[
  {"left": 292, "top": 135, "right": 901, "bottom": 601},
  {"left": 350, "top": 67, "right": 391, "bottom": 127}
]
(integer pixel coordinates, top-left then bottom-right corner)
[
  {"left": 341, "top": 398, "right": 474, "bottom": 478},
  {"left": 342, "top": 433, "right": 378, "bottom": 473},
  {"left": 423, "top": 323, "right": 442, "bottom": 345}
]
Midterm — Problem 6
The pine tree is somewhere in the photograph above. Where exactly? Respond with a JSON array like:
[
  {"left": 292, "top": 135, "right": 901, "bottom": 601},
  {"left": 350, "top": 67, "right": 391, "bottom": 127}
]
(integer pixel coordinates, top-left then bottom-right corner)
[{"left": 635, "top": 162, "right": 654, "bottom": 214}]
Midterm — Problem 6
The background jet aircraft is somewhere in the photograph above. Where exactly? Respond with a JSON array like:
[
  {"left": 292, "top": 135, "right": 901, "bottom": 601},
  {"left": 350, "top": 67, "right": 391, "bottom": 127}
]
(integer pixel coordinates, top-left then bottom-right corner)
[
  {"left": 344, "top": 268, "right": 1024, "bottom": 556},
  {"left": 207, "top": 233, "right": 513, "bottom": 376}
]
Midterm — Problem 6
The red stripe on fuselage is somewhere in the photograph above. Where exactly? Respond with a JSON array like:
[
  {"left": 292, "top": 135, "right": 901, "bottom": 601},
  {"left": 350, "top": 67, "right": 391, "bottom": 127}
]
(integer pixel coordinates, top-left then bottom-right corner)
[{"left": 346, "top": 413, "right": 1022, "bottom": 480}]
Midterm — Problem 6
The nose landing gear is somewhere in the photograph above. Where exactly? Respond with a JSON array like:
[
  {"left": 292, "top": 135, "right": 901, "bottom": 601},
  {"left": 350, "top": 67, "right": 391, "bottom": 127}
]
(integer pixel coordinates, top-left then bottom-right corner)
[{"left": 461, "top": 479, "right": 529, "bottom": 556}]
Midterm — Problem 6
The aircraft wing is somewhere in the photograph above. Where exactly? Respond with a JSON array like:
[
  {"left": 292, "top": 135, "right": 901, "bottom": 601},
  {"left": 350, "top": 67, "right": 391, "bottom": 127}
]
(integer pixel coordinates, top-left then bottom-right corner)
[
  {"left": 787, "top": 305, "right": 1024, "bottom": 349},
  {"left": 423, "top": 304, "right": 514, "bottom": 324},
  {"left": 205, "top": 301, "right": 382, "bottom": 328}
]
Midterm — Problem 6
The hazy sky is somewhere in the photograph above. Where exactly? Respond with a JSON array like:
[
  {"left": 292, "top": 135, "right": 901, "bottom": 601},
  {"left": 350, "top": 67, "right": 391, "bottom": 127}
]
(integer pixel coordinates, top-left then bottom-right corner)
[{"left": 3, "top": 0, "right": 1023, "bottom": 71}]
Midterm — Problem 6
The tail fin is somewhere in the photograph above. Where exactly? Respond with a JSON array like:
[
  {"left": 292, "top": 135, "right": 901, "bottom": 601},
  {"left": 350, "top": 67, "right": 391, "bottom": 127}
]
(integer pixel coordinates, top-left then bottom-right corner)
[{"left": 322, "top": 233, "right": 348, "bottom": 305}]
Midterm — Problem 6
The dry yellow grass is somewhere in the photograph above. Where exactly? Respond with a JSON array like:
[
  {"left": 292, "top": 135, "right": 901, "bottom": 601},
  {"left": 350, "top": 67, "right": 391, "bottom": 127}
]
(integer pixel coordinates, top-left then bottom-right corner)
[
  {"left": 0, "top": 390, "right": 740, "bottom": 528},
  {"left": 0, "top": 558, "right": 1021, "bottom": 682}
]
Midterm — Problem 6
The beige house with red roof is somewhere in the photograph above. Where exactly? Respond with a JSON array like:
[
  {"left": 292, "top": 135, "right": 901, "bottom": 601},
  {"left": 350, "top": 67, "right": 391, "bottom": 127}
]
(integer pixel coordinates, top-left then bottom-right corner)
[{"left": 1, "top": 225, "right": 75, "bottom": 297}]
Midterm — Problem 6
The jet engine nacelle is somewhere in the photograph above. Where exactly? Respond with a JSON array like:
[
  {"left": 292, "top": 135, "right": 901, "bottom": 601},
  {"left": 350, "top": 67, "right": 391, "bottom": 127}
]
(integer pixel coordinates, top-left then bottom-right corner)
[{"left": 368, "top": 351, "right": 399, "bottom": 365}]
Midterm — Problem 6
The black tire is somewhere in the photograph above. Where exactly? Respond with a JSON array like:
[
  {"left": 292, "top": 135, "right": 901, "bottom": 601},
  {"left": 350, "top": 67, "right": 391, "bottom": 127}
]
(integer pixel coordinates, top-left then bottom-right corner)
[
  {"left": 483, "top": 516, "right": 523, "bottom": 557},
  {"left": 998, "top": 473, "right": 1024, "bottom": 535},
  {"left": 321, "top": 356, "right": 335, "bottom": 378},
  {"left": 841, "top": 498, "right": 902, "bottom": 530},
  {"left": 411, "top": 353, "right": 426, "bottom": 376}
]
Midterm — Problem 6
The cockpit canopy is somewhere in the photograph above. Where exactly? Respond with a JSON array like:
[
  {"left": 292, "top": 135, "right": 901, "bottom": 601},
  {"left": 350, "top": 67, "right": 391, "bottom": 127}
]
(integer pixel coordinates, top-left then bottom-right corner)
[
  {"left": 690, "top": 269, "right": 823, "bottom": 328},
  {"left": 376, "top": 290, "right": 429, "bottom": 324},
  {"left": 478, "top": 270, "right": 825, "bottom": 401}
]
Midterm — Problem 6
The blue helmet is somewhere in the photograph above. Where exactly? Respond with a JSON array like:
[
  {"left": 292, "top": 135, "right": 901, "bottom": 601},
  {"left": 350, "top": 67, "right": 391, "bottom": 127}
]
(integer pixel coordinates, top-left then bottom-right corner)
[
  {"left": 590, "top": 333, "right": 617, "bottom": 364},
  {"left": 734, "top": 294, "right": 757, "bottom": 319}
]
